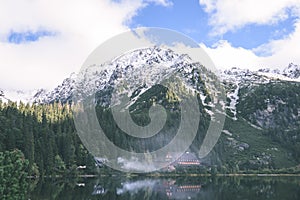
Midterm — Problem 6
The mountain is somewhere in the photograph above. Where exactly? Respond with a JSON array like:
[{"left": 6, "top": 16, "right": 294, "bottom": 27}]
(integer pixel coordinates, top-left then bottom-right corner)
[
  {"left": 257, "top": 63, "right": 300, "bottom": 79},
  {"left": 1, "top": 47, "right": 300, "bottom": 172},
  {"left": 215, "top": 64, "right": 300, "bottom": 169},
  {"left": 70, "top": 47, "right": 219, "bottom": 170},
  {"left": 31, "top": 73, "right": 76, "bottom": 104},
  {"left": 283, "top": 63, "right": 300, "bottom": 79},
  {"left": 30, "top": 60, "right": 300, "bottom": 106},
  {"left": 0, "top": 89, "right": 6, "bottom": 102},
  {"left": 0, "top": 89, "right": 38, "bottom": 103},
  {"left": 32, "top": 47, "right": 214, "bottom": 108}
]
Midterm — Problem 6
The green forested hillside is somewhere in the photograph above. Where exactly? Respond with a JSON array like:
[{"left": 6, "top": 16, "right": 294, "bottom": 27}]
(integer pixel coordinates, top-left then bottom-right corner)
[
  {"left": 231, "top": 81, "right": 300, "bottom": 169},
  {"left": 0, "top": 101, "right": 94, "bottom": 176},
  {"left": 0, "top": 80, "right": 300, "bottom": 176},
  {"left": 216, "top": 117, "right": 298, "bottom": 172}
]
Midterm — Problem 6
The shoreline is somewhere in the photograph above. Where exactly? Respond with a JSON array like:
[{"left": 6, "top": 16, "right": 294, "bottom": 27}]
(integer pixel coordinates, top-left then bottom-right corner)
[
  {"left": 81, "top": 173, "right": 300, "bottom": 177},
  {"left": 28, "top": 173, "right": 300, "bottom": 179}
]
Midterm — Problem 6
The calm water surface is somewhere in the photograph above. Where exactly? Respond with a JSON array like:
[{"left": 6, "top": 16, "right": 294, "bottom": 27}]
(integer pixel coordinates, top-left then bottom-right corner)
[{"left": 29, "top": 176, "right": 300, "bottom": 200}]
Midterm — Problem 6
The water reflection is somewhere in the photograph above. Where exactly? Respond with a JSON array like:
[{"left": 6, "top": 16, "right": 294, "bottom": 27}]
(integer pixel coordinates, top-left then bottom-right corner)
[
  {"left": 113, "top": 179, "right": 202, "bottom": 199},
  {"left": 29, "top": 176, "right": 300, "bottom": 200}
]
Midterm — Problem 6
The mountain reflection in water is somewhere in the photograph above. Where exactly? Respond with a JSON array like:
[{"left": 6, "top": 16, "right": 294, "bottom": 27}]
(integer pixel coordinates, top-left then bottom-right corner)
[{"left": 29, "top": 176, "right": 300, "bottom": 200}]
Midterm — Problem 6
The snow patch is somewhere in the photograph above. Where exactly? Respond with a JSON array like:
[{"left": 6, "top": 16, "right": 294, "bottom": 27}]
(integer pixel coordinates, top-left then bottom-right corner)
[{"left": 222, "top": 130, "right": 233, "bottom": 136}]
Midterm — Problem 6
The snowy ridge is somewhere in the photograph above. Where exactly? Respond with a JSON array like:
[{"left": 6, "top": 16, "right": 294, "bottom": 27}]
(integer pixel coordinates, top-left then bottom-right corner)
[
  {"left": 258, "top": 63, "right": 300, "bottom": 79},
  {"left": 222, "top": 63, "right": 300, "bottom": 85},
  {"left": 220, "top": 63, "right": 300, "bottom": 120},
  {"left": 32, "top": 73, "right": 76, "bottom": 104},
  {"left": 1, "top": 47, "right": 299, "bottom": 111},
  {"left": 0, "top": 89, "right": 38, "bottom": 104},
  {"left": 34, "top": 47, "right": 214, "bottom": 108},
  {"left": 84, "top": 47, "right": 192, "bottom": 96},
  {"left": 0, "top": 89, "right": 7, "bottom": 103}
]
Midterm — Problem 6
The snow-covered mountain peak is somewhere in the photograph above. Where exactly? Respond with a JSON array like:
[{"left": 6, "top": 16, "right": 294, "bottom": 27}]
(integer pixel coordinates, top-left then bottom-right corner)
[
  {"left": 74, "top": 46, "right": 212, "bottom": 106},
  {"left": 32, "top": 73, "right": 76, "bottom": 104},
  {"left": 0, "top": 89, "right": 6, "bottom": 103},
  {"left": 32, "top": 46, "right": 221, "bottom": 108},
  {"left": 282, "top": 63, "right": 300, "bottom": 79},
  {"left": 256, "top": 63, "right": 300, "bottom": 79},
  {"left": 222, "top": 63, "right": 300, "bottom": 85},
  {"left": 0, "top": 89, "right": 39, "bottom": 104},
  {"left": 220, "top": 64, "right": 300, "bottom": 120},
  {"left": 2, "top": 44, "right": 299, "bottom": 109}
]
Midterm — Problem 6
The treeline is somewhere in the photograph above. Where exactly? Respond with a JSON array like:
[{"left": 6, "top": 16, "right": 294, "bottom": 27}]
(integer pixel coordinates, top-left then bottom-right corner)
[{"left": 0, "top": 101, "right": 94, "bottom": 176}]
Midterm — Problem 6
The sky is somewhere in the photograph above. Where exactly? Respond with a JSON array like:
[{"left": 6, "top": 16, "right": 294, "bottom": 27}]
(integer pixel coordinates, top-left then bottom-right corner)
[{"left": 0, "top": 0, "right": 300, "bottom": 90}]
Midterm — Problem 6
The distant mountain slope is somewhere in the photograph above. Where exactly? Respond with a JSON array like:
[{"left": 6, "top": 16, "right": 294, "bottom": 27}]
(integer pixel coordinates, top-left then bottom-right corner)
[
  {"left": 0, "top": 89, "right": 6, "bottom": 103},
  {"left": 32, "top": 74, "right": 75, "bottom": 104},
  {"left": 218, "top": 65, "right": 300, "bottom": 170},
  {"left": 0, "top": 89, "right": 38, "bottom": 103}
]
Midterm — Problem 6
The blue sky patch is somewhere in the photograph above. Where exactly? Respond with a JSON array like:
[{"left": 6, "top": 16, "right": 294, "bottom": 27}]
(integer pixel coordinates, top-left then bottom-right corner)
[
  {"left": 129, "top": 0, "right": 213, "bottom": 45},
  {"left": 7, "top": 30, "right": 55, "bottom": 44},
  {"left": 129, "top": 0, "right": 297, "bottom": 50},
  {"left": 221, "top": 15, "right": 297, "bottom": 49}
]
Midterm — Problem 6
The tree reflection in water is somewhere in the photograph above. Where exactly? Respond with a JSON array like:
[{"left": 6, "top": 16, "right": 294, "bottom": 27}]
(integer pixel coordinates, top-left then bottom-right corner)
[{"left": 29, "top": 176, "right": 300, "bottom": 200}]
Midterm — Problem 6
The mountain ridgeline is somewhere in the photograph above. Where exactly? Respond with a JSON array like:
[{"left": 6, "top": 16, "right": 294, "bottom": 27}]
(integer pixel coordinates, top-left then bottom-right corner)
[{"left": 1, "top": 47, "right": 300, "bottom": 174}]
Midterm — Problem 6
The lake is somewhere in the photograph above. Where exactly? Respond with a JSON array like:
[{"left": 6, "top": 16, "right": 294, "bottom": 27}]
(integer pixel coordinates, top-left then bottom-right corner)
[{"left": 27, "top": 175, "right": 300, "bottom": 199}]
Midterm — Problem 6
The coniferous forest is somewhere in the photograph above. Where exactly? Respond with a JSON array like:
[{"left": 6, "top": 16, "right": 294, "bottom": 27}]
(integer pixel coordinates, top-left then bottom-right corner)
[{"left": 0, "top": 101, "right": 94, "bottom": 177}]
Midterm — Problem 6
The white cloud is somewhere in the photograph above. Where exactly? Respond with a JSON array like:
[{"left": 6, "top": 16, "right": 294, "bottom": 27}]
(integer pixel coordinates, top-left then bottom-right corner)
[
  {"left": 198, "top": 0, "right": 300, "bottom": 70},
  {"left": 201, "top": 19, "right": 300, "bottom": 70},
  {"left": 199, "top": 0, "right": 300, "bottom": 35},
  {"left": 201, "top": 40, "right": 260, "bottom": 69},
  {"left": 1, "top": 0, "right": 299, "bottom": 90},
  {"left": 256, "top": 18, "right": 300, "bottom": 67},
  {"left": 0, "top": 0, "right": 172, "bottom": 90},
  {"left": 146, "top": 0, "right": 173, "bottom": 7}
]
